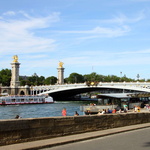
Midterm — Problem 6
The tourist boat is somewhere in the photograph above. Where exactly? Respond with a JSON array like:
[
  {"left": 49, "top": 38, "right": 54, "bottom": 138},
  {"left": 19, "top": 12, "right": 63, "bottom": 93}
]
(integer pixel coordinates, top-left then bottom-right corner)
[
  {"left": 80, "top": 104, "right": 118, "bottom": 115},
  {"left": 0, "top": 95, "right": 53, "bottom": 105},
  {"left": 80, "top": 93, "right": 150, "bottom": 115}
]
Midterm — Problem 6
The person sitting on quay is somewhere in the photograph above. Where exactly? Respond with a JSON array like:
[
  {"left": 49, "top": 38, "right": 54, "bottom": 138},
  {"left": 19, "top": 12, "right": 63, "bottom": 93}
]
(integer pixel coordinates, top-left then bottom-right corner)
[
  {"left": 85, "top": 110, "right": 91, "bottom": 115},
  {"left": 107, "top": 108, "right": 112, "bottom": 113},
  {"left": 118, "top": 109, "right": 122, "bottom": 113},
  {"left": 97, "top": 109, "right": 106, "bottom": 115},
  {"left": 74, "top": 111, "right": 79, "bottom": 116},
  {"left": 123, "top": 103, "right": 128, "bottom": 113},
  {"left": 134, "top": 105, "right": 138, "bottom": 112},
  {"left": 145, "top": 104, "right": 150, "bottom": 110},
  {"left": 97, "top": 111, "right": 102, "bottom": 115},
  {"left": 62, "top": 108, "right": 67, "bottom": 116},
  {"left": 137, "top": 106, "right": 141, "bottom": 112},
  {"left": 101, "top": 109, "right": 106, "bottom": 114},
  {"left": 112, "top": 109, "right": 116, "bottom": 113},
  {"left": 15, "top": 115, "right": 21, "bottom": 119}
]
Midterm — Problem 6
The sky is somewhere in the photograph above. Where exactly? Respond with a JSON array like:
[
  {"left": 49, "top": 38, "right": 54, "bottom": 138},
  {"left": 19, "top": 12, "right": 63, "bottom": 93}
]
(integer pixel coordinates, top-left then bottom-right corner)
[{"left": 0, "top": 0, "right": 150, "bottom": 80}]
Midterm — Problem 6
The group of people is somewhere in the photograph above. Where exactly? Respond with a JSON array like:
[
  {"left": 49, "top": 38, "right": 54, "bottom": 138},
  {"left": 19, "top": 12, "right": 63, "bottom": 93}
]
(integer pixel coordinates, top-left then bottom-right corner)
[
  {"left": 62, "top": 108, "right": 79, "bottom": 116},
  {"left": 145, "top": 104, "right": 150, "bottom": 110},
  {"left": 15, "top": 104, "right": 149, "bottom": 119},
  {"left": 134, "top": 104, "right": 150, "bottom": 112},
  {"left": 97, "top": 108, "right": 117, "bottom": 115},
  {"left": 134, "top": 105, "right": 141, "bottom": 112}
]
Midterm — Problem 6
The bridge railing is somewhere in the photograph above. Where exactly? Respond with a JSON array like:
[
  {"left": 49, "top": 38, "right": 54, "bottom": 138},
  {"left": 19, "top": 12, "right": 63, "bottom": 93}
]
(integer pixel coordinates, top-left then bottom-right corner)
[{"left": 31, "top": 82, "right": 150, "bottom": 92}]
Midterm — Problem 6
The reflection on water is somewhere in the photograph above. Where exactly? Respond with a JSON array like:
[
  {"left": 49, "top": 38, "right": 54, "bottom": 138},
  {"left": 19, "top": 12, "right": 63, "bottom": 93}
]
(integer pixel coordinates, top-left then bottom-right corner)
[{"left": 0, "top": 101, "right": 95, "bottom": 120}]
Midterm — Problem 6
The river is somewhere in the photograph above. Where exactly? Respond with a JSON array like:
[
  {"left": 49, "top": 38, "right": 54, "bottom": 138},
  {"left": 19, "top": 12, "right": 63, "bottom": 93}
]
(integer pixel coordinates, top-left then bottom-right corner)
[{"left": 0, "top": 100, "right": 95, "bottom": 120}]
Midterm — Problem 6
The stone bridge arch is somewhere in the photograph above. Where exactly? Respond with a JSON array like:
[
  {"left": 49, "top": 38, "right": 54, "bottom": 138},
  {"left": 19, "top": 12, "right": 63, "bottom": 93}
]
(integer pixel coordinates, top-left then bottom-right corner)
[
  {"left": 0, "top": 87, "right": 11, "bottom": 95},
  {"left": 19, "top": 90, "right": 25, "bottom": 95},
  {"left": 2, "top": 90, "right": 8, "bottom": 93},
  {"left": 37, "top": 84, "right": 150, "bottom": 101},
  {"left": 39, "top": 87, "right": 133, "bottom": 101},
  {"left": 18, "top": 87, "right": 30, "bottom": 95}
]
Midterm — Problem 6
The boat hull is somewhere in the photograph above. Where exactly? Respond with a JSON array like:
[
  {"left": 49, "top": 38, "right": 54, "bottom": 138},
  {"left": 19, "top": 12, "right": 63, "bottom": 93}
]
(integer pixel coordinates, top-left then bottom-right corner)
[
  {"left": 0, "top": 102, "right": 54, "bottom": 105},
  {"left": 0, "top": 95, "right": 54, "bottom": 105}
]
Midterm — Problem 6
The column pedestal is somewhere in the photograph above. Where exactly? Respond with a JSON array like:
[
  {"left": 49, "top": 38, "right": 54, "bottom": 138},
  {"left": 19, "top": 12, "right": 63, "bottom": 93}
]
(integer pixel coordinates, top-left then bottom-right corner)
[
  {"left": 57, "top": 67, "right": 65, "bottom": 85},
  {"left": 10, "top": 62, "right": 20, "bottom": 95}
]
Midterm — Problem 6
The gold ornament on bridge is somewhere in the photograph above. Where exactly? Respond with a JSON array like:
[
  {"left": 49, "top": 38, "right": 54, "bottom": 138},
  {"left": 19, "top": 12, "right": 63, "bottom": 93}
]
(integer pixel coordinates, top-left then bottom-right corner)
[
  {"left": 12, "top": 55, "right": 18, "bottom": 63},
  {"left": 86, "top": 81, "right": 99, "bottom": 87},
  {"left": 59, "top": 61, "right": 64, "bottom": 68}
]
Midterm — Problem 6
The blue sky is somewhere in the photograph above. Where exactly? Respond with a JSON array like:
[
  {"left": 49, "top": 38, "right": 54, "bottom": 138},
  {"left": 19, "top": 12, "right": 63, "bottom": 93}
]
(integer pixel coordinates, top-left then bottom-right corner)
[{"left": 0, "top": 0, "right": 150, "bottom": 80}]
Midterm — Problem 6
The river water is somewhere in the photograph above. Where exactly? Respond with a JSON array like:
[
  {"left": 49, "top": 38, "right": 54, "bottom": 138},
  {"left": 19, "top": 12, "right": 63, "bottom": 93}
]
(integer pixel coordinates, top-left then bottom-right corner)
[{"left": 0, "top": 100, "right": 94, "bottom": 120}]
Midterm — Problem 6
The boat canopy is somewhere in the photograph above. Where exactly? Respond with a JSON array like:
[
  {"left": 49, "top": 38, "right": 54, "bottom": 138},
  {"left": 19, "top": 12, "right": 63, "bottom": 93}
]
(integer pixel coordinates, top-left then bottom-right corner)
[{"left": 97, "top": 93, "right": 150, "bottom": 99}]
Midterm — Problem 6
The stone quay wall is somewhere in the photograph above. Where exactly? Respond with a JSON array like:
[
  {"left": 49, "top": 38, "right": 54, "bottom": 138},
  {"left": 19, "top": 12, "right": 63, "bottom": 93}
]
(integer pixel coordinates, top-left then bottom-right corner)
[{"left": 0, "top": 112, "right": 150, "bottom": 146}]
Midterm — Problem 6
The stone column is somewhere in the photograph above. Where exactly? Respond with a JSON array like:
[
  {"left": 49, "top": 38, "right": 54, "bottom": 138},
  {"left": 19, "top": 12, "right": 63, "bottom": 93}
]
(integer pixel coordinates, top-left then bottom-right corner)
[
  {"left": 57, "top": 62, "right": 65, "bottom": 85},
  {"left": 10, "top": 55, "right": 20, "bottom": 95}
]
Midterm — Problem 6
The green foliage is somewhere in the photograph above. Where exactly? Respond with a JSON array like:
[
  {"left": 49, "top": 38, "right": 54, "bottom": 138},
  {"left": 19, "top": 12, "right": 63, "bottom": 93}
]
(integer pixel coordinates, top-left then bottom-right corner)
[
  {"left": 38, "top": 76, "right": 45, "bottom": 85},
  {"left": 84, "top": 72, "right": 104, "bottom": 82},
  {"left": 0, "top": 69, "right": 143, "bottom": 86},
  {"left": 11, "top": 73, "right": 57, "bottom": 86},
  {"left": 0, "top": 69, "right": 11, "bottom": 86},
  {"left": 44, "top": 76, "right": 57, "bottom": 85},
  {"left": 19, "top": 74, "right": 46, "bottom": 86},
  {"left": 67, "top": 73, "right": 84, "bottom": 83}
]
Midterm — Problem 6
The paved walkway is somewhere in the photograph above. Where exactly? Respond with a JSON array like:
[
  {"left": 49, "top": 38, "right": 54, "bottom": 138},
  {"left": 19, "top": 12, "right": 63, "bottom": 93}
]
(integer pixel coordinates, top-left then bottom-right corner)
[{"left": 0, "top": 122, "right": 150, "bottom": 150}]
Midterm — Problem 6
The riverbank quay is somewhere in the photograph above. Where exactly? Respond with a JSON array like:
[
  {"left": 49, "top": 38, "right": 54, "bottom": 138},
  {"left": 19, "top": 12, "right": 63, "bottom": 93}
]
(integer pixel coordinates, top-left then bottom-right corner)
[
  {"left": 0, "top": 123, "right": 150, "bottom": 150},
  {"left": 0, "top": 110, "right": 150, "bottom": 147}
]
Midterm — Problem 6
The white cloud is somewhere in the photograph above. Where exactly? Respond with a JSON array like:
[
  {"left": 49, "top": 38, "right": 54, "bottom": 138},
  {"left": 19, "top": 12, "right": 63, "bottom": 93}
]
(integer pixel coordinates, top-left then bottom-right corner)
[
  {"left": 117, "top": 49, "right": 150, "bottom": 55},
  {"left": 0, "top": 11, "right": 60, "bottom": 54},
  {"left": 101, "top": 11, "right": 145, "bottom": 25},
  {"left": 3, "top": 11, "right": 16, "bottom": 16},
  {"left": 58, "top": 25, "right": 130, "bottom": 40},
  {"left": 56, "top": 12, "right": 145, "bottom": 40},
  {"left": 0, "top": 8, "right": 149, "bottom": 78},
  {"left": 62, "top": 48, "right": 150, "bottom": 68}
]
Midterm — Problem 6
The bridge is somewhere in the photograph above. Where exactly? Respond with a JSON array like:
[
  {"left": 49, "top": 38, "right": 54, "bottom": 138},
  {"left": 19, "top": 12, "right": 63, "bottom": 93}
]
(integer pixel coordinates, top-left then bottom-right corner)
[
  {"left": 31, "top": 82, "right": 150, "bottom": 100},
  {"left": 2, "top": 56, "right": 150, "bottom": 100}
]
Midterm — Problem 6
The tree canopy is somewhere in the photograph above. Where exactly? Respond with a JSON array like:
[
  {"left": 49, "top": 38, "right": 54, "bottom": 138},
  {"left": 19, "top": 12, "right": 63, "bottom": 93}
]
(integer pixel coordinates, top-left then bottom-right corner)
[
  {"left": 0, "top": 69, "right": 142, "bottom": 87},
  {"left": 0, "top": 69, "right": 11, "bottom": 86}
]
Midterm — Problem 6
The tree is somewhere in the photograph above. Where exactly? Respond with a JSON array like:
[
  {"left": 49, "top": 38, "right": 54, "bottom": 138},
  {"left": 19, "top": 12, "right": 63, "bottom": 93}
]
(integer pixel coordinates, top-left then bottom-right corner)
[
  {"left": 45, "top": 76, "right": 57, "bottom": 85},
  {"left": 0, "top": 69, "right": 11, "bottom": 86},
  {"left": 0, "top": 68, "right": 138, "bottom": 86},
  {"left": 20, "top": 80, "right": 27, "bottom": 86},
  {"left": 64, "top": 77, "right": 68, "bottom": 83},
  {"left": 24, "top": 74, "right": 46, "bottom": 86},
  {"left": 67, "top": 73, "right": 84, "bottom": 83},
  {"left": 84, "top": 72, "right": 103, "bottom": 82},
  {"left": 38, "top": 76, "right": 45, "bottom": 85},
  {"left": 28, "top": 76, "right": 37, "bottom": 86}
]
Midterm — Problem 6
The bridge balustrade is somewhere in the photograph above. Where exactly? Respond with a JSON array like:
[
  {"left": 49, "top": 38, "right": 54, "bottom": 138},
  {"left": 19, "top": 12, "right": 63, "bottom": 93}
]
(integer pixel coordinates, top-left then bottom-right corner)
[{"left": 29, "top": 82, "right": 150, "bottom": 95}]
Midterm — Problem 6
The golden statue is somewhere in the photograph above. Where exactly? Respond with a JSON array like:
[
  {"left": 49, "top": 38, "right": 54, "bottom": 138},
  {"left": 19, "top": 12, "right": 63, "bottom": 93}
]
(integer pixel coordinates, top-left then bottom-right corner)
[
  {"left": 12, "top": 55, "right": 18, "bottom": 63},
  {"left": 59, "top": 61, "right": 64, "bottom": 68}
]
